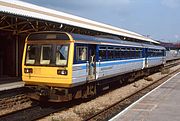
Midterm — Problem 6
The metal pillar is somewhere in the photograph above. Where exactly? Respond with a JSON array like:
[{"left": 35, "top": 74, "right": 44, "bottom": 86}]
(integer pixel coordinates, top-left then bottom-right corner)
[{"left": 15, "top": 35, "right": 19, "bottom": 77}]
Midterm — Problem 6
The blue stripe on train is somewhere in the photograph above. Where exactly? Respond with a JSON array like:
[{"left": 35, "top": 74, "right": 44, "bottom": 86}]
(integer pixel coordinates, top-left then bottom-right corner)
[
  {"left": 99, "top": 58, "right": 143, "bottom": 67},
  {"left": 73, "top": 57, "right": 163, "bottom": 70}
]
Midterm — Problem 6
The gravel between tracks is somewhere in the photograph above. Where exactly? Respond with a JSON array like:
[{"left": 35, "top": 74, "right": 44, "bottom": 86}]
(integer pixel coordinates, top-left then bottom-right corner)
[{"left": 40, "top": 65, "right": 180, "bottom": 121}]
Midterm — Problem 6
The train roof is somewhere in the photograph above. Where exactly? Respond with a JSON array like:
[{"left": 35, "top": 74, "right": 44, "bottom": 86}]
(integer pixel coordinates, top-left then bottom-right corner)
[
  {"left": 0, "top": 0, "right": 159, "bottom": 44},
  {"left": 71, "top": 33, "right": 143, "bottom": 47},
  {"left": 70, "top": 33, "right": 164, "bottom": 50},
  {"left": 26, "top": 31, "right": 164, "bottom": 50}
]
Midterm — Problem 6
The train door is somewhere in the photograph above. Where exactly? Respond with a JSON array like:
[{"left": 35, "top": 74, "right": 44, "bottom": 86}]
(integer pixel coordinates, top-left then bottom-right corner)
[
  {"left": 87, "top": 45, "right": 96, "bottom": 81},
  {"left": 143, "top": 48, "right": 148, "bottom": 68},
  {"left": 162, "top": 50, "right": 166, "bottom": 64},
  {"left": 145, "top": 48, "right": 148, "bottom": 68}
]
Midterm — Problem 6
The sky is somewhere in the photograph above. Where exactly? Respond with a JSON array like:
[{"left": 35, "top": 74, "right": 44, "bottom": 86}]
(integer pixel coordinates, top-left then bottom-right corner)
[{"left": 19, "top": 0, "right": 180, "bottom": 43}]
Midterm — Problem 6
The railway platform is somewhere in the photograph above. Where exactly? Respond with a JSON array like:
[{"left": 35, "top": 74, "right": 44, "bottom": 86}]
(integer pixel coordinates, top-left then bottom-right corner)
[
  {"left": 0, "top": 77, "right": 21, "bottom": 84},
  {"left": 0, "top": 81, "right": 24, "bottom": 91},
  {"left": 110, "top": 71, "right": 180, "bottom": 121}
]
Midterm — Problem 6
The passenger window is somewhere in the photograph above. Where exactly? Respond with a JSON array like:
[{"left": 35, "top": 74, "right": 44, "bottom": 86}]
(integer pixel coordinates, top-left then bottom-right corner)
[
  {"left": 56, "top": 45, "right": 69, "bottom": 66},
  {"left": 120, "top": 48, "right": 125, "bottom": 59},
  {"left": 115, "top": 48, "right": 120, "bottom": 59},
  {"left": 26, "top": 45, "right": 37, "bottom": 64},
  {"left": 40, "top": 45, "right": 52, "bottom": 65},
  {"left": 135, "top": 48, "right": 141, "bottom": 58},
  {"left": 139, "top": 49, "right": 143, "bottom": 58},
  {"left": 129, "top": 48, "right": 133, "bottom": 58},
  {"left": 124, "top": 48, "right": 129, "bottom": 58},
  {"left": 76, "top": 46, "right": 88, "bottom": 61},
  {"left": 148, "top": 49, "right": 152, "bottom": 57},
  {"left": 99, "top": 47, "right": 106, "bottom": 60},
  {"left": 107, "top": 47, "right": 114, "bottom": 59}
]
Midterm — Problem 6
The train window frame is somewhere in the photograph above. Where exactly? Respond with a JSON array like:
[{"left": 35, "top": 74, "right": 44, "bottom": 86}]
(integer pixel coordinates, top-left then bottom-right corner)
[
  {"left": 114, "top": 47, "right": 120, "bottom": 59},
  {"left": 26, "top": 44, "right": 39, "bottom": 65},
  {"left": 107, "top": 47, "right": 114, "bottom": 60},
  {"left": 120, "top": 47, "right": 126, "bottom": 59},
  {"left": 98, "top": 46, "right": 144, "bottom": 61},
  {"left": 147, "top": 48, "right": 164, "bottom": 57},
  {"left": 76, "top": 46, "right": 88, "bottom": 62},
  {"left": 25, "top": 44, "right": 70, "bottom": 67},
  {"left": 124, "top": 48, "right": 130, "bottom": 59},
  {"left": 129, "top": 48, "right": 134, "bottom": 59},
  {"left": 40, "top": 45, "right": 52, "bottom": 65},
  {"left": 99, "top": 46, "right": 107, "bottom": 61},
  {"left": 138, "top": 48, "right": 143, "bottom": 58},
  {"left": 56, "top": 44, "right": 69, "bottom": 66},
  {"left": 28, "top": 33, "right": 70, "bottom": 41}
]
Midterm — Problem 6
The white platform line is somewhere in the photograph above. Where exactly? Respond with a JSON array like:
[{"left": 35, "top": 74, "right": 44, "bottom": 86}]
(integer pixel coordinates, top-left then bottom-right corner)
[{"left": 109, "top": 72, "right": 180, "bottom": 121}]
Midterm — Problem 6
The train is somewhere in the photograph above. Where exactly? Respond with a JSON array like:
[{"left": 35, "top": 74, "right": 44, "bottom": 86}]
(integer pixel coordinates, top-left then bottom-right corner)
[
  {"left": 22, "top": 31, "right": 166, "bottom": 102},
  {"left": 165, "top": 49, "right": 180, "bottom": 61}
]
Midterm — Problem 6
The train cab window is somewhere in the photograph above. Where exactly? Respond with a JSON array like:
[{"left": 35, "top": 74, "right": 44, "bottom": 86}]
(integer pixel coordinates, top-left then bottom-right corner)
[
  {"left": 76, "top": 46, "right": 88, "bottom": 61},
  {"left": 40, "top": 45, "right": 52, "bottom": 65},
  {"left": 26, "top": 45, "right": 38, "bottom": 64},
  {"left": 56, "top": 45, "right": 69, "bottom": 66}
]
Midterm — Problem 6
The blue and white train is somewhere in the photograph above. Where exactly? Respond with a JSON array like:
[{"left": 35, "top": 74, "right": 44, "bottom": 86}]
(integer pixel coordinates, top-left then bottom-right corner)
[{"left": 22, "top": 32, "right": 166, "bottom": 102}]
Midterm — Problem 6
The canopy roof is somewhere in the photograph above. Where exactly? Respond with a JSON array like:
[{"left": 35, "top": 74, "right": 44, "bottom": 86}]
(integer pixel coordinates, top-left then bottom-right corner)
[{"left": 0, "top": 0, "right": 159, "bottom": 44}]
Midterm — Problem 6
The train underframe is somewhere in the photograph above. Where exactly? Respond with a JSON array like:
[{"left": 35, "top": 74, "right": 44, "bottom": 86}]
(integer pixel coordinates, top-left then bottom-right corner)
[{"left": 26, "top": 65, "right": 163, "bottom": 102}]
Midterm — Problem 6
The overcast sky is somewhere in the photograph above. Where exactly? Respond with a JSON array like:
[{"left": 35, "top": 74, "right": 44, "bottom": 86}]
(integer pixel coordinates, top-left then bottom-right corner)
[{"left": 20, "top": 0, "right": 180, "bottom": 43}]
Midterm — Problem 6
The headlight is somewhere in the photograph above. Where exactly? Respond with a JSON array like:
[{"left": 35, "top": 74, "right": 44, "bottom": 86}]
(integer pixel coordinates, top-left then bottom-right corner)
[
  {"left": 57, "top": 70, "right": 68, "bottom": 75},
  {"left": 24, "top": 68, "right": 33, "bottom": 73}
]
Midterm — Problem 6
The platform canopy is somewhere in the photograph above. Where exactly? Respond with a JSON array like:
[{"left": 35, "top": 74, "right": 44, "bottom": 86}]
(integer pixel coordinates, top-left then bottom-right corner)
[{"left": 0, "top": 0, "right": 159, "bottom": 44}]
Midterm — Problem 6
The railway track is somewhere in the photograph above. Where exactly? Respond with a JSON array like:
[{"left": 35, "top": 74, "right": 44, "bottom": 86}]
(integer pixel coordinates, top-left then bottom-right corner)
[
  {"left": 0, "top": 88, "right": 85, "bottom": 121},
  {"left": 0, "top": 87, "right": 67, "bottom": 121},
  {"left": 0, "top": 103, "right": 65, "bottom": 121},
  {"left": 0, "top": 99, "right": 85, "bottom": 121},
  {"left": 0, "top": 87, "right": 33, "bottom": 116},
  {"left": 0, "top": 59, "right": 179, "bottom": 121},
  {"left": 0, "top": 94, "right": 30, "bottom": 110},
  {"left": 84, "top": 65, "right": 180, "bottom": 121},
  {"left": 164, "top": 59, "right": 180, "bottom": 69}
]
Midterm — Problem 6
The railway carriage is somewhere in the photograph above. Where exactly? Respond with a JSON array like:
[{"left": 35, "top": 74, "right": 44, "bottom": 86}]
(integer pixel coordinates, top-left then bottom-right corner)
[
  {"left": 165, "top": 49, "right": 180, "bottom": 61},
  {"left": 22, "top": 31, "right": 166, "bottom": 102}
]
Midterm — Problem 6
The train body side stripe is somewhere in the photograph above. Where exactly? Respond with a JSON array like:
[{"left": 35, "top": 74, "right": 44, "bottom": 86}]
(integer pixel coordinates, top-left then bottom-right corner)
[{"left": 73, "top": 57, "right": 163, "bottom": 69}]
